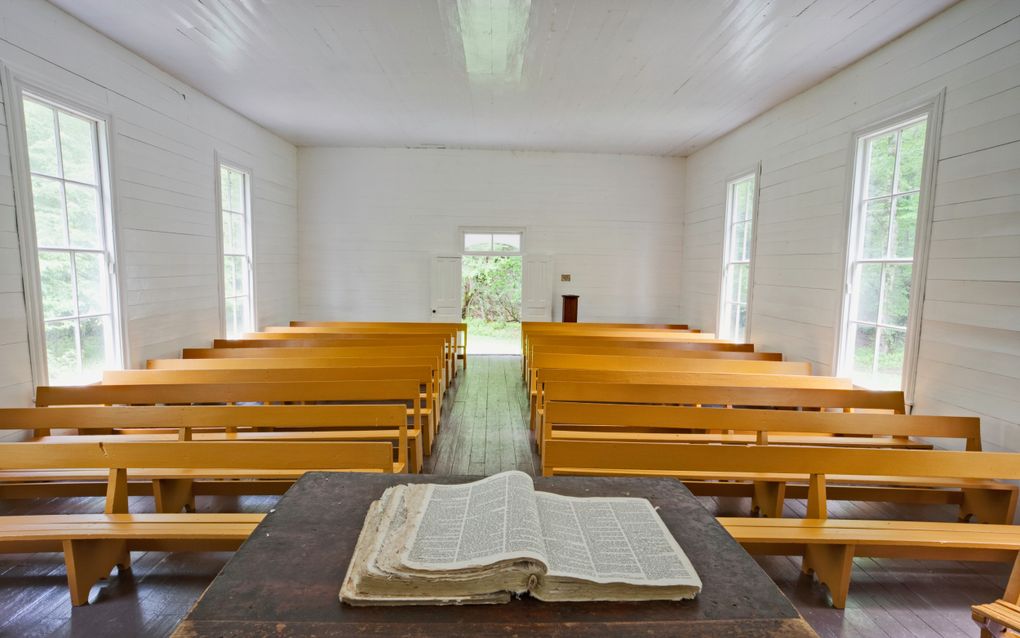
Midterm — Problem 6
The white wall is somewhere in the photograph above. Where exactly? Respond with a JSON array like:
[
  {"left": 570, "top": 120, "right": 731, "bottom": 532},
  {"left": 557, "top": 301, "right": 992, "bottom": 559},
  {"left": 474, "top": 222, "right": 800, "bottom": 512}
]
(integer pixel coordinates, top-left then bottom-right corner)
[
  {"left": 298, "top": 147, "right": 685, "bottom": 324},
  {"left": 0, "top": 0, "right": 298, "bottom": 422},
  {"left": 679, "top": 0, "right": 1020, "bottom": 451}
]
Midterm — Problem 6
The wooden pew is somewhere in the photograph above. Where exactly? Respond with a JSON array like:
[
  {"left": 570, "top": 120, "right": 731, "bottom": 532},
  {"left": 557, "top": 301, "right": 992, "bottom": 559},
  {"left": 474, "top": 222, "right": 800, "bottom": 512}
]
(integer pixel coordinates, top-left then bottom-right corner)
[
  {"left": 145, "top": 354, "right": 446, "bottom": 417},
  {"left": 226, "top": 333, "right": 456, "bottom": 381},
  {"left": 531, "top": 369, "right": 851, "bottom": 433},
  {"left": 285, "top": 321, "right": 467, "bottom": 371},
  {"left": 540, "top": 440, "right": 1020, "bottom": 608},
  {"left": 541, "top": 401, "right": 1012, "bottom": 521},
  {"left": 0, "top": 404, "right": 409, "bottom": 506},
  {"left": 0, "top": 440, "right": 391, "bottom": 605},
  {"left": 972, "top": 560, "right": 1020, "bottom": 637},
  {"left": 35, "top": 380, "right": 426, "bottom": 471},
  {"left": 109, "top": 364, "right": 440, "bottom": 440},
  {"left": 182, "top": 344, "right": 449, "bottom": 391},
  {"left": 526, "top": 354, "right": 813, "bottom": 428}
]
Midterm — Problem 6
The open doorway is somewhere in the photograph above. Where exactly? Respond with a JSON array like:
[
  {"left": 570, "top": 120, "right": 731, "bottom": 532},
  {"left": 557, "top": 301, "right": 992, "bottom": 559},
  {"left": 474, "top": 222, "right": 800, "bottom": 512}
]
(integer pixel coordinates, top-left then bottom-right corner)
[{"left": 461, "top": 230, "right": 523, "bottom": 355}]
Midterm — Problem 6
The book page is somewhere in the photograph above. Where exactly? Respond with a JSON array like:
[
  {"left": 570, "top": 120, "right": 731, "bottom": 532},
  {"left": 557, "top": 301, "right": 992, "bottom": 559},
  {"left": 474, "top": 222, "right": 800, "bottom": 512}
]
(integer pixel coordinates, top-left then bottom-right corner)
[
  {"left": 535, "top": 492, "right": 701, "bottom": 587},
  {"left": 402, "top": 471, "right": 548, "bottom": 570}
]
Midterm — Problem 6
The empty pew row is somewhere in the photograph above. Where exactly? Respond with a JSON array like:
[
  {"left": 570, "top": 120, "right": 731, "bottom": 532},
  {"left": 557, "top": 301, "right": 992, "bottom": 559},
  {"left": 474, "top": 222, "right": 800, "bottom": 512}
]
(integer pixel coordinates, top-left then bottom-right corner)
[
  {"left": 34, "top": 381, "right": 426, "bottom": 472},
  {"left": 282, "top": 321, "right": 467, "bottom": 372},
  {"left": 540, "top": 440, "right": 1020, "bottom": 609},
  {"left": 540, "top": 400, "right": 1017, "bottom": 522},
  {"left": 0, "top": 440, "right": 391, "bottom": 605},
  {"left": 529, "top": 367, "right": 839, "bottom": 434},
  {"left": 0, "top": 404, "right": 408, "bottom": 507},
  {"left": 527, "top": 356, "right": 814, "bottom": 431}
]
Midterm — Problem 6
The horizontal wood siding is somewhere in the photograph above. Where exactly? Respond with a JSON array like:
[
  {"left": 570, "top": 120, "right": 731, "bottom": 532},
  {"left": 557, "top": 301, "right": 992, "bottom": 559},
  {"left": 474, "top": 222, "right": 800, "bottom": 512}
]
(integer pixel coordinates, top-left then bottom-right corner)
[
  {"left": 298, "top": 147, "right": 685, "bottom": 323},
  {"left": 0, "top": 0, "right": 298, "bottom": 425},
  {"left": 679, "top": 0, "right": 1020, "bottom": 451}
]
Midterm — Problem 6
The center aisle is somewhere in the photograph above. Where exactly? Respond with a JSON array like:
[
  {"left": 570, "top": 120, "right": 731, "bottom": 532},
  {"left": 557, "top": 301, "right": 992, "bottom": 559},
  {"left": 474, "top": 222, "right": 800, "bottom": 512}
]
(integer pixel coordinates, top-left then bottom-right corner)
[{"left": 425, "top": 355, "right": 539, "bottom": 476}]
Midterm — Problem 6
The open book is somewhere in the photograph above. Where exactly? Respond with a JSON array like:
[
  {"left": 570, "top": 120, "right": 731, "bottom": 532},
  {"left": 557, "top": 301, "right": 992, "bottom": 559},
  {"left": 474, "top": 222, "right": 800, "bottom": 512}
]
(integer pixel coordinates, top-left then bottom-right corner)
[{"left": 340, "top": 471, "right": 701, "bottom": 605}]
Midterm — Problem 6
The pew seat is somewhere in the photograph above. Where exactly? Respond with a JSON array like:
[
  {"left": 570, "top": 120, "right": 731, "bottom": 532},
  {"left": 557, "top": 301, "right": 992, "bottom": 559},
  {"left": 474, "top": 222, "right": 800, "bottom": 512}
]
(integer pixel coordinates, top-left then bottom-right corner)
[
  {"left": 721, "top": 517, "right": 1020, "bottom": 609},
  {"left": 972, "top": 599, "right": 1020, "bottom": 638}
]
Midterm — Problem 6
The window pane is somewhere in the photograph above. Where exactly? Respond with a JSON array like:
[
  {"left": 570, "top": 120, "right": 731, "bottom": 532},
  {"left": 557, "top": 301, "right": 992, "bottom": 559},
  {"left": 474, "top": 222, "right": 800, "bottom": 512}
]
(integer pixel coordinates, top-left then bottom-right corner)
[
  {"left": 732, "top": 220, "right": 752, "bottom": 261},
  {"left": 24, "top": 99, "right": 59, "bottom": 177},
  {"left": 736, "top": 304, "right": 747, "bottom": 340},
  {"left": 229, "top": 171, "right": 244, "bottom": 211},
  {"left": 65, "top": 183, "right": 102, "bottom": 249},
  {"left": 223, "top": 255, "right": 235, "bottom": 297},
  {"left": 854, "top": 263, "right": 882, "bottom": 323},
  {"left": 860, "top": 198, "right": 890, "bottom": 259},
  {"left": 80, "top": 315, "right": 111, "bottom": 382},
  {"left": 45, "top": 319, "right": 79, "bottom": 384},
  {"left": 39, "top": 250, "right": 75, "bottom": 319},
  {"left": 880, "top": 263, "right": 912, "bottom": 328},
  {"left": 492, "top": 233, "right": 520, "bottom": 252},
  {"left": 75, "top": 252, "right": 109, "bottom": 316},
  {"left": 228, "top": 212, "right": 246, "bottom": 254},
  {"left": 464, "top": 233, "right": 491, "bottom": 252},
  {"left": 896, "top": 120, "right": 927, "bottom": 193},
  {"left": 220, "top": 169, "right": 232, "bottom": 210},
  {"left": 58, "top": 111, "right": 97, "bottom": 185},
  {"left": 851, "top": 323, "right": 877, "bottom": 378},
  {"left": 732, "top": 182, "right": 748, "bottom": 221},
  {"left": 31, "top": 175, "right": 67, "bottom": 248},
  {"left": 876, "top": 327, "right": 906, "bottom": 388},
  {"left": 729, "top": 263, "right": 749, "bottom": 304},
  {"left": 865, "top": 132, "right": 896, "bottom": 198},
  {"left": 222, "top": 211, "right": 234, "bottom": 253},
  {"left": 225, "top": 297, "right": 238, "bottom": 337},
  {"left": 891, "top": 194, "right": 918, "bottom": 259}
]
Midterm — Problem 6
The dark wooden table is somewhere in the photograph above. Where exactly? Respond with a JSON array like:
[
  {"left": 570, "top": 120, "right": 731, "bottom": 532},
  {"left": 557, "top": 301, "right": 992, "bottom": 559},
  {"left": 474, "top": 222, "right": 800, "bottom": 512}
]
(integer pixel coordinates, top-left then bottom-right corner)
[{"left": 172, "top": 473, "right": 818, "bottom": 637}]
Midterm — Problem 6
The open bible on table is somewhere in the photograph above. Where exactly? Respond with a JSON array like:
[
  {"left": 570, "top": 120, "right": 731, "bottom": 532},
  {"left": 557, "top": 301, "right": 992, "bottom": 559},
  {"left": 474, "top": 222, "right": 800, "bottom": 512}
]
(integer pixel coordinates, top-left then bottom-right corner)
[{"left": 340, "top": 470, "right": 702, "bottom": 605}]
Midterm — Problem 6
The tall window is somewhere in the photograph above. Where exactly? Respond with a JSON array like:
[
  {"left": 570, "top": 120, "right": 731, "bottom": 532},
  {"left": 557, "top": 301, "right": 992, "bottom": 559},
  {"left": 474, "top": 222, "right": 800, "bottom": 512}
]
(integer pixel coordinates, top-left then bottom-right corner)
[
  {"left": 839, "top": 115, "right": 929, "bottom": 390},
  {"left": 21, "top": 95, "right": 121, "bottom": 384},
  {"left": 719, "top": 173, "right": 756, "bottom": 341},
  {"left": 219, "top": 164, "right": 254, "bottom": 338}
]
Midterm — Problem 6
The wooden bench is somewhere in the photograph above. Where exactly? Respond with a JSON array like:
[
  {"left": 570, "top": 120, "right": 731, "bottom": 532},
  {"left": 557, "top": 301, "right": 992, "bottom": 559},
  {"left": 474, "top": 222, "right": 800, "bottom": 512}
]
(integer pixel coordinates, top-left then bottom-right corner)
[
  {"left": 539, "top": 440, "right": 1020, "bottom": 608},
  {"left": 541, "top": 401, "right": 1014, "bottom": 522},
  {"left": 973, "top": 565, "right": 1020, "bottom": 637},
  {"left": 285, "top": 321, "right": 467, "bottom": 371},
  {"left": 530, "top": 368, "right": 844, "bottom": 432},
  {"left": 0, "top": 404, "right": 409, "bottom": 507},
  {"left": 182, "top": 344, "right": 449, "bottom": 393},
  {"left": 107, "top": 364, "right": 441, "bottom": 438},
  {"left": 0, "top": 440, "right": 391, "bottom": 605},
  {"left": 224, "top": 333, "right": 456, "bottom": 381},
  {"left": 145, "top": 354, "right": 447, "bottom": 413},
  {"left": 35, "top": 380, "right": 427, "bottom": 471}
]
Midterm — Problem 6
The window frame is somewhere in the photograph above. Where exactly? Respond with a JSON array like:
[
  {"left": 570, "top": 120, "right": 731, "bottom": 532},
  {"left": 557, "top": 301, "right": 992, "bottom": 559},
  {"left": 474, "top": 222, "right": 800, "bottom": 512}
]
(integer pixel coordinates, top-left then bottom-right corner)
[
  {"left": 459, "top": 227, "right": 525, "bottom": 256},
  {"left": 4, "top": 69, "right": 127, "bottom": 386},
  {"left": 214, "top": 155, "right": 257, "bottom": 338},
  {"left": 716, "top": 164, "right": 761, "bottom": 342},
  {"left": 835, "top": 92, "right": 944, "bottom": 402}
]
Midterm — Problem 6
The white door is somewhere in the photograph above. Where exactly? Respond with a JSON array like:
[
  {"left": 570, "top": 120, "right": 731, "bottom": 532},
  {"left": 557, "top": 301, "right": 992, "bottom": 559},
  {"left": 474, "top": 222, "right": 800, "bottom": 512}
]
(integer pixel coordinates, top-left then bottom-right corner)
[
  {"left": 521, "top": 255, "right": 554, "bottom": 321},
  {"left": 430, "top": 255, "right": 462, "bottom": 322}
]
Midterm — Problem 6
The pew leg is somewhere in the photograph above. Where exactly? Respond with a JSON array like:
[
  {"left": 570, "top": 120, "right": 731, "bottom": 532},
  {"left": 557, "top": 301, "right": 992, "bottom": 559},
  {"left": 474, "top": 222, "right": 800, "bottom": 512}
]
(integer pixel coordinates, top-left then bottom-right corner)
[
  {"left": 802, "top": 543, "right": 854, "bottom": 609},
  {"left": 62, "top": 539, "right": 130, "bottom": 606},
  {"left": 410, "top": 437, "right": 423, "bottom": 474},
  {"left": 960, "top": 488, "right": 1018, "bottom": 524},
  {"left": 153, "top": 479, "right": 196, "bottom": 513},
  {"left": 751, "top": 481, "right": 786, "bottom": 518}
]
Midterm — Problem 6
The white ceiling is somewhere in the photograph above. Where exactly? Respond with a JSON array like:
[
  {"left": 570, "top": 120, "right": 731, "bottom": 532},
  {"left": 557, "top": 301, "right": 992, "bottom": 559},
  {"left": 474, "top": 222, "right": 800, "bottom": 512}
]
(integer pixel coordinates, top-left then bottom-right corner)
[{"left": 50, "top": 0, "right": 957, "bottom": 155}]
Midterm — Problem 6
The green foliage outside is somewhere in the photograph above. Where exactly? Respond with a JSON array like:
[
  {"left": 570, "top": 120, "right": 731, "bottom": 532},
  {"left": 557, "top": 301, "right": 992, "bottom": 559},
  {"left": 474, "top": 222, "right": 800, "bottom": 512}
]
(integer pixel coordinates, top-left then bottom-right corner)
[{"left": 462, "top": 255, "right": 521, "bottom": 322}]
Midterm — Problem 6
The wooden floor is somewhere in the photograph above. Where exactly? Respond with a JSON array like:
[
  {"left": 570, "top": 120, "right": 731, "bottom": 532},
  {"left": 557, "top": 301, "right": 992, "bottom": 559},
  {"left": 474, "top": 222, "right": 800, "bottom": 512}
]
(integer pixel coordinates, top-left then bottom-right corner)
[{"left": 0, "top": 355, "right": 1010, "bottom": 637}]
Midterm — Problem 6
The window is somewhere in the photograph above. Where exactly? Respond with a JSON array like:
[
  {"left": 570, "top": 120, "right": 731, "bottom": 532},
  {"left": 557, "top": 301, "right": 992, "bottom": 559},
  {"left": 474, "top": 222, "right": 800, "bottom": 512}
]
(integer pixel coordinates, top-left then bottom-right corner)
[
  {"left": 462, "top": 230, "right": 522, "bottom": 255},
  {"left": 838, "top": 115, "right": 930, "bottom": 390},
  {"left": 219, "top": 164, "right": 255, "bottom": 338},
  {"left": 719, "top": 173, "right": 757, "bottom": 341},
  {"left": 20, "top": 94, "right": 121, "bottom": 385}
]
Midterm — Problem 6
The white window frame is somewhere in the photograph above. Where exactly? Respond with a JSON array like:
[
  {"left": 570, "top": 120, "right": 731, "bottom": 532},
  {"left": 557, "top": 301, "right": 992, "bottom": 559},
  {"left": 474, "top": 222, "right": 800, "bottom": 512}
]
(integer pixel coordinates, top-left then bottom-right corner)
[
  {"left": 3, "top": 68, "right": 127, "bottom": 386},
  {"left": 717, "top": 165, "right": 761, "bottom": 342},
  {"left": 459, "top": 227, "right": 524, "bottom": 256},
  {"left": 835, "top": 92, "right": 944, "bottom": 402},
  {"left": 215, "top": 156, "right": 257, "bottom": 338}
]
